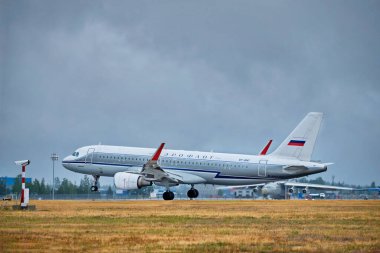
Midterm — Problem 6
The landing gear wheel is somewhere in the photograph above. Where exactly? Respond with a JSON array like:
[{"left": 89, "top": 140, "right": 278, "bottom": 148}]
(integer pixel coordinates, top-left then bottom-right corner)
[
  {"left": 163, "top": 191, "right": 175, "bottom": 200},
  {"left": 91, "top": 175, "right": 100, "bottom": 192},
  {"left": 187, "top": 188, "right": 199, "bottom": 199},
  {"left": 193, "top": 189, "right": 199, "bottom": 198},
  {"left": 187, "top": 189, "right": 193, "bottom": 198}
]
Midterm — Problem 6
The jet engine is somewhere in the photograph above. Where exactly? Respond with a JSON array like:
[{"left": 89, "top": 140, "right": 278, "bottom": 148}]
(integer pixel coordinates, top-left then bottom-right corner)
[
  {"left": 288, "top": 187, "right": 294, "bottom": 193},
  {"left": 302, "top": 188, "right": 308, "bottom": 194},
  {"left": 253, "top": 186, "right": 262, "bottom": 193},
  {"left": 114, "top": 172, "right": 152, "bottom": 190},
  {"left": 261, "top": 182, "right": 282, "bottom": 198}
]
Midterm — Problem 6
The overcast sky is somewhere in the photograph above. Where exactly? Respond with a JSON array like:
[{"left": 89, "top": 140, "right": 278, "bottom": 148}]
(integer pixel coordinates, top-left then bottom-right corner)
[{"left": 1, "top": 1, "right": 379, "bottom": 186}]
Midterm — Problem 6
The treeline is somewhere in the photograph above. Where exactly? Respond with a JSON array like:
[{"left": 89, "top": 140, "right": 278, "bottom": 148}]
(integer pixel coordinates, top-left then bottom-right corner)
[{"left": 0, "top": 175, "right": 112, "bottom": 196}]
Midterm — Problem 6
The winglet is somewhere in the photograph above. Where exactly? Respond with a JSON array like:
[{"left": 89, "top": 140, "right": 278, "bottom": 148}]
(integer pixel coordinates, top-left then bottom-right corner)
[
  {"left": 259, "top": 140, "right": 272, "bottom": 155},
  {"left": 151, "top": 143, "right": 165, "bottom": 161}
]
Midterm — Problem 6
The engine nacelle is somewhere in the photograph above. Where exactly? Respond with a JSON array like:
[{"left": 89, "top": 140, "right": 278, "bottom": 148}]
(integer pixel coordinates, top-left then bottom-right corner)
[
  {"left": 302, "top": 188, "right": 308, "bottom": 194},
  {"left": 114, "top": 172, "right": 152, "bottom": 190},
  {"left": 253, "top": 186, "right": 262, "bottom": 193},
  {"left": 261, "top": 183, "right": 281, "bottom": 197},
  {"left": 288, "top": 187, "right": 294, "bottom": 193}
]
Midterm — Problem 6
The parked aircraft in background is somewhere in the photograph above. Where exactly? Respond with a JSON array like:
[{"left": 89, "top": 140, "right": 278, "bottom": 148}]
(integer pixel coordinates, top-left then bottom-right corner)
[
  {"left": 357, "top": 187, "right": 380, "bottom": 192},
  {"left": 223, "top": 181, "right": 353, "bottom": 199},
  {"left": 62, "top": 112, "right": 331, "bottom": 200}
]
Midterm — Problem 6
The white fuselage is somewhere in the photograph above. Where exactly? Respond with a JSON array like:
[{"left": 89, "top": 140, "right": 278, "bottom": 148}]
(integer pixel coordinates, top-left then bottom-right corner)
[{"left": 62, "top": 145, "right": 327, "bottom": 186}]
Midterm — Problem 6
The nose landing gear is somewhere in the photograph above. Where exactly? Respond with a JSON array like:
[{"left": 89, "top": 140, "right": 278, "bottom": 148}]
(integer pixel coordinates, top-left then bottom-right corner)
[{"left": 91, "top": 175, "right": 100, "bottom": 192}]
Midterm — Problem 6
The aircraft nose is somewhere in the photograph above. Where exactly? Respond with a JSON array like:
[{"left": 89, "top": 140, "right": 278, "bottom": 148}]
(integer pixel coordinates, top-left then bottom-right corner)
[
  {"left": 62, "top": 155, "right": 74, "bottom": 167},
  {"left": 62, "top": 156, "right": 70, "bottom": 162},
  {"left": 62, "top": 155, "right": 76, "bottom": 171}
]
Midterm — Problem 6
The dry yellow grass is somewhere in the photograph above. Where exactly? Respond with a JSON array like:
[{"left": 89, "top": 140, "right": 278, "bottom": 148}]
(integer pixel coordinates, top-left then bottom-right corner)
[{"left": 0, "top": 200, "right": 379, "bottom": 252}]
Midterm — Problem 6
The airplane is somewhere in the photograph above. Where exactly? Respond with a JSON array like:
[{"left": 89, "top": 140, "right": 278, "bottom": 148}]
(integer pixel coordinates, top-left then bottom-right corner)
[
  {"left": 62, "top": 112, "right": 331, "bottom": 200},
  {"left": 224, "top": 181, "right": 353, "bottom": 199}
]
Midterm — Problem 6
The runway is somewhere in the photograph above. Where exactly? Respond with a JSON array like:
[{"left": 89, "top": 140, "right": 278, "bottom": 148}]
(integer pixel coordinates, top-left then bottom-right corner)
[{"left": 1, "top": 200, "right": 379, "bottom": 252}]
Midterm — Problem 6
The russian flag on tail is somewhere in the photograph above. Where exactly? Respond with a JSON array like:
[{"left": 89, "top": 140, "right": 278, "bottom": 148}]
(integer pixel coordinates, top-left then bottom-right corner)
[{"left": 288, "top": 140, "right": 306, "bottom": 146}]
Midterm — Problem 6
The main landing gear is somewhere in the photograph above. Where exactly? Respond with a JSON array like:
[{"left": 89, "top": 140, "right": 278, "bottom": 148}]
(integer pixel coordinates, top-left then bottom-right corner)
[
  {"left": 161, "top": 185, "right": 199, "bottom": 200},
  {"left": 91, "top": 175, "right": 100, "bottom": 192},
  {"left": 187, "top": 185, "right": 199, "bottom": 199},
  {"left": 163, "top": 191, "right": 175, "bottom": 200}
]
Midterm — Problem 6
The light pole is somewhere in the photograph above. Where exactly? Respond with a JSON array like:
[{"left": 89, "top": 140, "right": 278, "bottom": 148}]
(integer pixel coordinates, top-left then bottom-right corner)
[{"left": 50, "top": 153, "right": 59, "bottom": 200}]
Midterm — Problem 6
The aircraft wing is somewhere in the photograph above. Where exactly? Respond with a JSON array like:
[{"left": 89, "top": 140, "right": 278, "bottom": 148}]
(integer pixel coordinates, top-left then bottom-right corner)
[
  {"left": 140, "top": 143, "right": 206, "bottom": 184},
  {"left": 216, "top": 183, "right": 266, "bottom": 190},
  {"left": 284, "top": 182, "right": 354, "bottom": 191},
  {"left": 140, "top": 143, "right": 176, "bottom": 183},
  {"left": 355, "top": 188, "right": 380, "bottom": 192}
]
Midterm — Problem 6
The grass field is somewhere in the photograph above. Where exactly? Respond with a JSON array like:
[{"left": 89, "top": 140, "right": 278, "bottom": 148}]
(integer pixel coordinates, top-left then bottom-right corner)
[{"left": 0, "top": 200, "right": 379, "bottom": 252}]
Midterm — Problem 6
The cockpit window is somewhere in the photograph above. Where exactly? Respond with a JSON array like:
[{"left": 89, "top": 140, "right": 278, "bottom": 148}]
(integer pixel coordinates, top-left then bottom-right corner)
[{"left": 72, "top": 152, "right": 79, "bottom": 157}]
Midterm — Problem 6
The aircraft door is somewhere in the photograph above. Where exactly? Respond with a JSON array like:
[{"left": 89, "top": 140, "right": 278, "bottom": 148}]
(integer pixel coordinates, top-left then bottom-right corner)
[
  {"left": 85, "top": 148, "right": 95, "bottom": 164},
  {"left": 258, "top": 160, "right": 267, "bottom": 177}
]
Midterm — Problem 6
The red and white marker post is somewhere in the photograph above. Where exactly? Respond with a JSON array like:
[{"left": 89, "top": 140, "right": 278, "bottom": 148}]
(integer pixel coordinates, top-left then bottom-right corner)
[{"left": 14, "top": 160, "right": 30, "bottom": 208}]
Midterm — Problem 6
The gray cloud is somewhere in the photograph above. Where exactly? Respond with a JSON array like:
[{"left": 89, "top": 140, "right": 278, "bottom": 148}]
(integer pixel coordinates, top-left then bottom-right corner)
[{"left": 1, "top": 0, "right": 379, "bottom": 185}]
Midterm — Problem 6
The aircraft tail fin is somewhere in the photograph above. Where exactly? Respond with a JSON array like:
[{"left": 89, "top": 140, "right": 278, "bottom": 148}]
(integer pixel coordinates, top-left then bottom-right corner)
[{"left": 270, "top": 112, "right": 323, "bottom": 161}]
